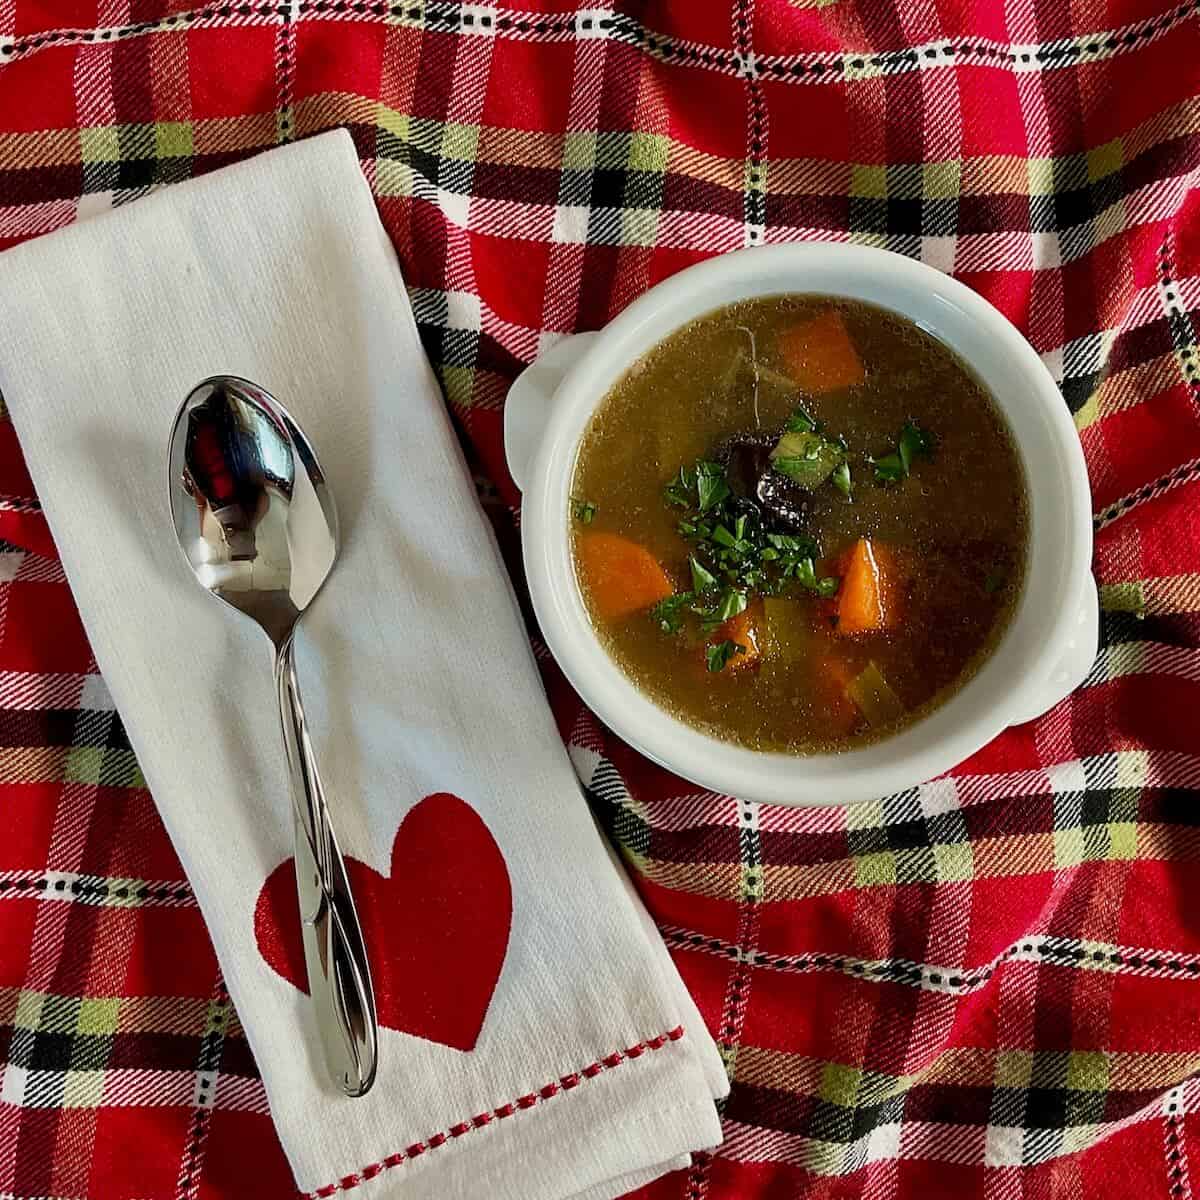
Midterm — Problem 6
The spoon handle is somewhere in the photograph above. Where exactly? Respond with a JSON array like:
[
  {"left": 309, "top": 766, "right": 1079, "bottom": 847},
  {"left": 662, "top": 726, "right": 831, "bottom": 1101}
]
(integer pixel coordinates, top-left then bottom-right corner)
[{"left": 276, "top": 636, "right": 379, "bottom": 1098}]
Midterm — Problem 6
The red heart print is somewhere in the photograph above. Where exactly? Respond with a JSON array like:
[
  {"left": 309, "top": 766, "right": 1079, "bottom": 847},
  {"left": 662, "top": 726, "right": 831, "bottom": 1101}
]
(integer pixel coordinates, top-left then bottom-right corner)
[{"left": 253, "top": 793, "right": 511, "bottom": 1052}]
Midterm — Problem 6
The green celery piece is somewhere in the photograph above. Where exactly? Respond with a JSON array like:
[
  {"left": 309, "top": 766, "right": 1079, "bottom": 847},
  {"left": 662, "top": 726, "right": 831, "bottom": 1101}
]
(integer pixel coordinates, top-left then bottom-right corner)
[
  {"left": 762, "top": 597, "right": 810, "bottom": 663},
  {"left": 770, "top": 430, "right": 844, "bottom": 490},
  {"left": 846, "top": 662, "right": 905, "bottom": 728}
]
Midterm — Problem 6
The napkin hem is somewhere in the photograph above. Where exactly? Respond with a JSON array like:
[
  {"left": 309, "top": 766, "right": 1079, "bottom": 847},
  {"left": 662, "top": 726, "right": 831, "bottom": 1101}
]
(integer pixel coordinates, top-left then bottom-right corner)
[{"left": 301, "top": 1024, "right": 690, "bottom": 1198}]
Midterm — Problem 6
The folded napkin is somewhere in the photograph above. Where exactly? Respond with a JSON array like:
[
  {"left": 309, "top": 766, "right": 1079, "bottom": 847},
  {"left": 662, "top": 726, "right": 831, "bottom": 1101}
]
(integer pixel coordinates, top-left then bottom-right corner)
[{"left": 0, "top": 130, "right": 725, "bottom": 1199}]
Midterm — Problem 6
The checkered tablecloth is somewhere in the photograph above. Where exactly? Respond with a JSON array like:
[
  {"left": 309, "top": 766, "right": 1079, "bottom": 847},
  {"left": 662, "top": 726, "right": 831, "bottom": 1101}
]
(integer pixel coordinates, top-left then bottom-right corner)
[{"left": 2, "top": 2, "right": 1200, "bottom": 1197}]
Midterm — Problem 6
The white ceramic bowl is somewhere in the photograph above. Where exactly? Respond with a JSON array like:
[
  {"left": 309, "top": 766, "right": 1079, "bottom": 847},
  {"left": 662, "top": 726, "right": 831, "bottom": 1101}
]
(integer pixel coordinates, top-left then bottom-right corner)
[{"left": 506, "top": 244, "right": 1097, "bottom": 806}]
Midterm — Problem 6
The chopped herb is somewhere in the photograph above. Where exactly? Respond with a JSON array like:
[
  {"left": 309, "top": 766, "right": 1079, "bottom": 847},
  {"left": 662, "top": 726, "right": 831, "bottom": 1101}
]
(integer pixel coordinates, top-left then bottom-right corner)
[
  {"left": 767, "top": 532, "right": 820, "bottom": 556},
  {"left": 696, "top": 470, "right": 731, "bottom": 513},
  {"left": 871, "top": 452, "right": 905, "bottom": 484},
  {"left": 664, "top": 454, "right": 839, "bottom": 610},
  {"left": 690, "top": 556, "right": 717, "bottom": 592},
  {"left": 665, "top": 468, "right": 692, "bottom": 507},
  {"left": 714, "top": 588, "right": 748, "bottom": 622},
  {"left": 651, "top": 591, "right": 694, "bottom": 634},
  {"left": 832, "top": 461, "right": 853, "bottom": 498},
  {"left": 792, "top": 557, "right": 840, "bottom": 596},
  {"left": 983, "top": 569, "right": 1006, "bottom": 595},
  {"left": 784, "top": 405, "right": 819, "bottom": 434},
  {"left": 572, "top": 498, "right": 598, "bottom": 524},
  {"left": 706, "top": 640, "right": 745, "bottom": 673},
  {"left": 898, "top": 420, "right": 935, "bottom": 473},
  {"left": 711, "top": 523, "right": 738, "bottom": 549},
  {"left": 873, "top": 420, "right": 934, "bottom": 484}
]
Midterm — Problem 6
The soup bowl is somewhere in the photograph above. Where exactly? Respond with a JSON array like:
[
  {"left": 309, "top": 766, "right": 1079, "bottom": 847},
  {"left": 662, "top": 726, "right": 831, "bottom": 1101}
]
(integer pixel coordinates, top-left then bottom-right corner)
[{"left": 505, "top": 244, "right": 1097, "bottom": 807}]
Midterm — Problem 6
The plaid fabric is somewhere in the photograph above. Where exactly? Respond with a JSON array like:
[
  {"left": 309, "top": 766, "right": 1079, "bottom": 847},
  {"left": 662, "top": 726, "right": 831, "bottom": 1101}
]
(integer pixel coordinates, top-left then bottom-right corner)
[{"left": 2, "top": 1, "right": 1200, "bottom": 1196}]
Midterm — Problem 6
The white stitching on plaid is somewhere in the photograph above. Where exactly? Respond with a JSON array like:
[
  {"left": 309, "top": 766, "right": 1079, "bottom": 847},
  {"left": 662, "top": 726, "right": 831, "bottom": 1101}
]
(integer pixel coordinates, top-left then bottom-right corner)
[
  {"left": 1094, "top": 455, "right": 1200, "bottom": 531},
  {"left": 1095, "top": 231, "right": 1200, "bottom": 531},
  {"left": 662, "top": 923, "right": 1200, "bottom": 991},
  {"left": 754, "top": 2, "right": 1200, "bottom": 78},
  {"left": 1, "top": 0, "right": 1196, "bottom": 79},
  {"left": 735, "top": 0, "right": 765, "bottom": 251},
  {"left": 275, "top": 0, "right": 298, "bottom": 144},
  {"left": 301, "top": 1027, "right": 687, "bottom": 1199},
  {"left": 1159, "top": 226, "right": 1200, "bottom": 402},
  {"left": 0, "top": 870, "right": 193, "bottom": 906},
  {"left": 174, "top": 977, "right": 232, "bottom": 1200},
  {"left": 1163, "top": 1083, "right": 1194, "bottom": 1200}
]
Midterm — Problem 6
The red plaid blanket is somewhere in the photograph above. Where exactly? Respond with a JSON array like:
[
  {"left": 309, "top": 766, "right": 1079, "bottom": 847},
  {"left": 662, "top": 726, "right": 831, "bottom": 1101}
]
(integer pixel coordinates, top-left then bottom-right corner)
[{"left": 2, "top": 2, "right": 1200, "bottom": 1197}]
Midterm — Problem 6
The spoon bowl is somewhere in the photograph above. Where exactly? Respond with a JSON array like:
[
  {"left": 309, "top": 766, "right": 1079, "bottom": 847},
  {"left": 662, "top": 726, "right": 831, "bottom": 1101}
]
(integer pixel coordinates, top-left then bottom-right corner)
[{"left": 168, "top": 377, "right": 337, "bottom": 645}]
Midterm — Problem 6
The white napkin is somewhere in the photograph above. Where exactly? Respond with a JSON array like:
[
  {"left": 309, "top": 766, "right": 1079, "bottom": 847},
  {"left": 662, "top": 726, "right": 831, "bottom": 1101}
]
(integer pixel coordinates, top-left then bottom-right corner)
[{"left": 0, "top": 130, "right": 725, "bottom": 1200}]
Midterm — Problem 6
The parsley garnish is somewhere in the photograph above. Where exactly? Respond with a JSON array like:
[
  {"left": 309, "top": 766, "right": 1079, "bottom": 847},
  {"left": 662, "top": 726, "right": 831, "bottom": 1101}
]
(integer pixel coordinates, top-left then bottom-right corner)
[
  {"left": 706, "top": 640, "right": 745, "bottom": 673},
  {"left": 765, "top": 531, "right": 819, "bottom": 558},
  {"left": 663, "top": 458, "right": 839, "bottom": 602},
  {"left": 665, "top": 466, "right": 696, "bottom": 508},
  {"left": 898, "top": 420, "right": 935, "bottom": 473},
  {"left": 708, "top": 587, "right": 748, "bottom": 629},
  {"left": 572, "top": 498, "right": 598, "bottom": 524},
  {"left": 832, "top": 461, "right": 853, "bottom": 498},
  {"left": 695, "top": 460, "right": 731, "bottom": 513},
  {"left": 690, "top": 556, "right": 717, "bottom": 591},
  {"left": 872, "top": 420, "right": 934, "bottom": 484},
  {"left": 871, "top": 453, "right": 904, "bottom": 484},
  {"left": 665, "top": 462, "right": 732, "bottom": 513},
  {"left": 651, "top": 591, "right": 694, "bottom": 634},
  {"left": 792, "top": 558, "right": 840, "bottom": 597},
  {"left": 784, "top": 406, "right": 819, "bottom": 434},
  {"left": 653, "top": 457, "right": 844, "bottom": 642}
]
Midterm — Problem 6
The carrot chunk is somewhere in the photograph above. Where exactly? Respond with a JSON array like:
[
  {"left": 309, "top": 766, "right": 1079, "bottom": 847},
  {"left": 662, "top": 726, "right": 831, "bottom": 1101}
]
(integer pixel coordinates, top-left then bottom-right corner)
[
  {"left": 814, "top": 653, "right": 862, "bottom": 736},
  {"left": 708, "top": 600, "right": 763, "bottom": 673},
  {"left": 778, "top": 310, "right": 866, "bottom": 394},
  {"left": 836, "top": 538, "right": 897, "bottom": 635},
  {"left": 577, "top": 532, "right": 674, "bottom": 620}
]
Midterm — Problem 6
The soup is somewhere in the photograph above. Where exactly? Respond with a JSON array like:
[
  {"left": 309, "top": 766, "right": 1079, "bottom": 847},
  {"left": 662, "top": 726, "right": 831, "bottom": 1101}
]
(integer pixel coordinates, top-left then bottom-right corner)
[{"left": 569, "top": 295, "right": 1029, "bottom": 754}]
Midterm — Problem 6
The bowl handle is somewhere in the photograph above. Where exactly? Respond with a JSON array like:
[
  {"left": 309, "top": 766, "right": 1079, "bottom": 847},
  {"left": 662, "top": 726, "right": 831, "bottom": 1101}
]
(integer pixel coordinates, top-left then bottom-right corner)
[
  {"left": 1006, "top": 575, "right": 1100, "bottom": 726},
  {"left": 505, "top": 332, "right": 599, "bottom": 492}
]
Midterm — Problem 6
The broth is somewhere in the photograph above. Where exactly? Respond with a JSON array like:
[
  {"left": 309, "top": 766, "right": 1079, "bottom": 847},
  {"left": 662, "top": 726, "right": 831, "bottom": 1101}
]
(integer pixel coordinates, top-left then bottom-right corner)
[{"left": 569, "top": 295, "right": 1028, "bottom": 754}]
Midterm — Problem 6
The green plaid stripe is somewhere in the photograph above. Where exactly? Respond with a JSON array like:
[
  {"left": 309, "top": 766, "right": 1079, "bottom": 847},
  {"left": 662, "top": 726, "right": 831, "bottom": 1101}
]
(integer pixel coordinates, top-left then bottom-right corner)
[
  {"left": 605, "top": 756, "right": 1177, "bottom": 901},
  {"left": 726, "top": 1042, "right": 1198, "bottom": 1173},
  {"left": 1, "top": 986, "right": 255, "bottom": 1110},
  {"left": 3, "top": 97, "right": 1176, "bottom": 200}
]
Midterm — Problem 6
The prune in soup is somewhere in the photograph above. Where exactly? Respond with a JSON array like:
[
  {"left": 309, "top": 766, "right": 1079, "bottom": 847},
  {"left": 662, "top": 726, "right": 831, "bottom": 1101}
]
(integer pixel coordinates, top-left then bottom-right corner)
[{"left": 569, "top": 295, "right": 1029, "bottom": 754}]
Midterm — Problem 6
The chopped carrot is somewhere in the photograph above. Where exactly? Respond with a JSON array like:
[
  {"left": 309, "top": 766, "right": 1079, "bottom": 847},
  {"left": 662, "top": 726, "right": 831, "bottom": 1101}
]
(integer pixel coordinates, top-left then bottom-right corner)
[
  {"left": 815, "top": 654, "right": 861, "bottom": 736},
  {"left": 778, "top": 310, "right": 866, "bottom": 394},
  {"left": 577, "top": 532, "right": 674, "bottom": 621},
  {"left": 836, "top": 538, "right": 898, "bottom": 635},
  {"left": 709, "top": 599, "right": 763, "bottom": 672}
]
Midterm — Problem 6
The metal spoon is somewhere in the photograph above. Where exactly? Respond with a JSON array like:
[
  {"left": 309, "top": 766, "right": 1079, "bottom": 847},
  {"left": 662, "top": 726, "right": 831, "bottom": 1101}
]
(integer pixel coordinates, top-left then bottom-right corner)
[{"left": 168, "top": 376, "right": 378, "bottom": 1097}]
